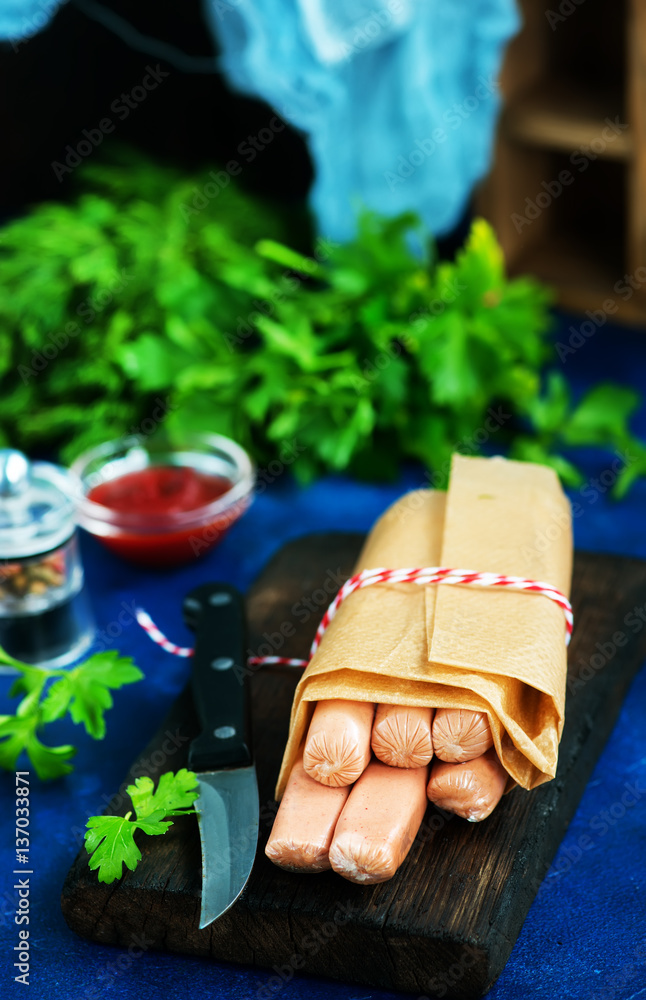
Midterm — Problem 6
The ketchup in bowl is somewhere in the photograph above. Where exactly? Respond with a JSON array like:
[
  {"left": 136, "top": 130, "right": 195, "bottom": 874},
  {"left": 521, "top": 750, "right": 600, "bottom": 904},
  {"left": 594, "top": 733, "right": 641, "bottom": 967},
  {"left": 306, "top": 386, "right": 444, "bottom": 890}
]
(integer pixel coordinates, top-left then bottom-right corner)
[
  {"left": 88, "top": 466, "right": 232, "bottom": 517},
  {"left": 71, "top": 434, "right": 254, "bottom": 568}
]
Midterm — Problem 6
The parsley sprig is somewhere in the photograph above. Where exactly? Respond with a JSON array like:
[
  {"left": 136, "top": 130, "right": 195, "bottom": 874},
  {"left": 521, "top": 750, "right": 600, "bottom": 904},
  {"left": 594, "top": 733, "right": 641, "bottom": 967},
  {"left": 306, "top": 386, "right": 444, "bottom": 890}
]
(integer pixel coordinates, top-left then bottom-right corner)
[
  {"left": 0, "top": 647, "right": 143, "bottom": 780},
  {"left": 84, "top": 769, "right": 199, "bottom": 883}
]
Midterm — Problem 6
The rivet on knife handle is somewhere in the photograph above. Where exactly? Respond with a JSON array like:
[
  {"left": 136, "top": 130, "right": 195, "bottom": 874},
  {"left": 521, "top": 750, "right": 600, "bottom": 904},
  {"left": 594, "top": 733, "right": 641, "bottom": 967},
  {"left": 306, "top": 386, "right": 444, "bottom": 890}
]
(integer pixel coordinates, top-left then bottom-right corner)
[{"left": 184, "top": 583, "right": 252, "bottom": 772}]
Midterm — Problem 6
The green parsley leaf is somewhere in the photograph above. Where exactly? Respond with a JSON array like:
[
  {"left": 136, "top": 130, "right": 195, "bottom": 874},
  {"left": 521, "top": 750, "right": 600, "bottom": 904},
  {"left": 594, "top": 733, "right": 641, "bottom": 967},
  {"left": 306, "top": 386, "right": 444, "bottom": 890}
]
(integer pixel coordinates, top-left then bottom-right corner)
[
  {"left": 563, "top": 384, "right": 640, "bottom": 446},
  {"left": 25, "top": 732, "right": 77, "bottom": 781},
  {"left": 10, "top": 666, "right": 48, "bottom": 717},
  {"left": 0, "top": 714, "right": 35, "bottom": 773},
  {"left": 41, "top": 652, "right": 144, "bottom": 740},
  {"left": 85, "top": 770, "right": 199, "bottom": 883},
  {"left": 85, "top": 813, "right": 172, "bottom": 884},
  {"left": 0, "top": 714, "right": 76, "bottom": 780},
  {"left": 0, "top": 645, "right": 143, "bottom": 779},
  {"left": 128, "top": 768, "right": 200, "bottom": 820}
]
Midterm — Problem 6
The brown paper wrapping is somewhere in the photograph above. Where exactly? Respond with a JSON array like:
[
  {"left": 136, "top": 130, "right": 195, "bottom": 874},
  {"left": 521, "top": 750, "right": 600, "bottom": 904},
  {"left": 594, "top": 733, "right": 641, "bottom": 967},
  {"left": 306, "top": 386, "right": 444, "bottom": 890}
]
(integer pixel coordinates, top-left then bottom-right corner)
[{"left": 275, "top": 454, "right": 573, "bottom": 799}]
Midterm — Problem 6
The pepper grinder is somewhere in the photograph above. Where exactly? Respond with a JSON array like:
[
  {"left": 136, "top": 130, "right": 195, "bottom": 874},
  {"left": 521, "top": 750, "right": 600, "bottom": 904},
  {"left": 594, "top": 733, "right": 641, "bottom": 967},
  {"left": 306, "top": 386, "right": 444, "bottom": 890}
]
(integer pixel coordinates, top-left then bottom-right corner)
[{"left": 0, "top": 449, "right": 95, "bottom": 670}]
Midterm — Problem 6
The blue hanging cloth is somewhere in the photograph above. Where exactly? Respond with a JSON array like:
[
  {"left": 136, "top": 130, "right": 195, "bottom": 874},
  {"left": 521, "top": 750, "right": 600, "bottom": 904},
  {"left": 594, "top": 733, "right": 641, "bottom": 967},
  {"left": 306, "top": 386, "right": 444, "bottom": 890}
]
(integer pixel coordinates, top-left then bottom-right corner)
[
  {"left": 204, "top": 0, "right": 519, "bottom": 241},
  {"left": 0, "top": 0, "right": 66, "bottom": 44},
  {"left": 0, "top": 0, "right": 519, "bottom": 241}
]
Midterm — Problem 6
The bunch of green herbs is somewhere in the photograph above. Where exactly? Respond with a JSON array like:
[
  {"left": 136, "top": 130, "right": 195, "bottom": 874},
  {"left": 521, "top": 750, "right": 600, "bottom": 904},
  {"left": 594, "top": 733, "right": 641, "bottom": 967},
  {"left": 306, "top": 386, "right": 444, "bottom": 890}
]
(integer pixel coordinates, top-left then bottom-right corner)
[{"left": 0, "top": 148, "right": 644, "bottom": 493}]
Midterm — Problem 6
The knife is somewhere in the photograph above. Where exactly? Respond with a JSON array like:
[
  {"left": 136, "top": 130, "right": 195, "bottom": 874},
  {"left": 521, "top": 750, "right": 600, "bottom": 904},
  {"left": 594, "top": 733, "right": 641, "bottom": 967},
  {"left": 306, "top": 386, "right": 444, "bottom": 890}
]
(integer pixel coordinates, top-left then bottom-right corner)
[{"left": 183, "top": 582, "right": 258, "bottom": 929}]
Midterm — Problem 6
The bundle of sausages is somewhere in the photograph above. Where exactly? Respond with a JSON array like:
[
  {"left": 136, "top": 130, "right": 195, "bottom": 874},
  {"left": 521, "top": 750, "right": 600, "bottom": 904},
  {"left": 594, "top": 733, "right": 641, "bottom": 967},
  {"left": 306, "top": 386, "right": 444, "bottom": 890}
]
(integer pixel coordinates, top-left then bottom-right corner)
[
  {"left": 266, "top": 701, "right": 508, "bottom": 882},
  {"left": 266, "top": 455, "right": 573, "bottom": 885}
]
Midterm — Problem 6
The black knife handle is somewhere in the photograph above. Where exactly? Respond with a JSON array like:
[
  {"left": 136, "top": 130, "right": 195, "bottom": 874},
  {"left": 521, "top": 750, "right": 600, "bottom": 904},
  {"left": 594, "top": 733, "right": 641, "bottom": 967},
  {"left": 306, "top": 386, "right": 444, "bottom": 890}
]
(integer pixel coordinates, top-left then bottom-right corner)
[{"left": 184, "top": 583, "right": 252, "bottom": 771}]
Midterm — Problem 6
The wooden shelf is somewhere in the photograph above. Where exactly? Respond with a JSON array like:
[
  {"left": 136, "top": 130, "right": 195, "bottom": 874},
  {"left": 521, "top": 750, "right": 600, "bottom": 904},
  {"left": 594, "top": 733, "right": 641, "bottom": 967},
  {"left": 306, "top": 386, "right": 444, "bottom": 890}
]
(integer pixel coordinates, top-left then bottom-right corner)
[
  {"left": 510, "top": 233, "right": 646, "bottom": 325},
  {"left": 503, "top": 84, "right": 632, "bottom": 161},
  {"left": 476, "top": 0, "right": 646, "bottom": 325}
]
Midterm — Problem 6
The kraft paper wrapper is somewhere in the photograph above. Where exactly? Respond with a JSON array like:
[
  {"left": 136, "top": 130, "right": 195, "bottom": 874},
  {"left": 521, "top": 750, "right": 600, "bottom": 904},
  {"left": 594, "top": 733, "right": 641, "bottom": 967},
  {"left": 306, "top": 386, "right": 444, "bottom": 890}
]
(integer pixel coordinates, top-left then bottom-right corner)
[{"left": 275, "top": 455, "right": 573, "bottom": 799}]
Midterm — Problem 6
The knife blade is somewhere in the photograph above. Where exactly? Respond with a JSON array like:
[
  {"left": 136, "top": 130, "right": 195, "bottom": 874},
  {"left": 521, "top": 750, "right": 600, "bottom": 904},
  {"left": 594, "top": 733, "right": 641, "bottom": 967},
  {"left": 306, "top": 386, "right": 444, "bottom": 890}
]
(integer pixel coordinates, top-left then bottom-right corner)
[{"left": 183, "top": 582, "right": 258, "bottom": 929}]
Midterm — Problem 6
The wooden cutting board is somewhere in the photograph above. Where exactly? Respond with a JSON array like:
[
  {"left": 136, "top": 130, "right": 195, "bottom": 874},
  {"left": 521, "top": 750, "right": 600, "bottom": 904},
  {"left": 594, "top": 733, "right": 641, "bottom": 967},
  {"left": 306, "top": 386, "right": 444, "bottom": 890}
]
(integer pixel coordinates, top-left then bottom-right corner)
[{"left": 61, "top": 535, "right": 646, "bottom": 998}]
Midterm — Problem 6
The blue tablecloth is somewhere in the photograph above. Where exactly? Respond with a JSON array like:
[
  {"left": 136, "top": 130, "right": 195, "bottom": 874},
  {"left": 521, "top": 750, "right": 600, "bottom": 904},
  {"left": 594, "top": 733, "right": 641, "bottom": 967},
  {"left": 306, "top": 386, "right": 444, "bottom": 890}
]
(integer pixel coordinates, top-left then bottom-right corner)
[{"left": 1, "top": 314, "right": 646, "bottom": 1000}]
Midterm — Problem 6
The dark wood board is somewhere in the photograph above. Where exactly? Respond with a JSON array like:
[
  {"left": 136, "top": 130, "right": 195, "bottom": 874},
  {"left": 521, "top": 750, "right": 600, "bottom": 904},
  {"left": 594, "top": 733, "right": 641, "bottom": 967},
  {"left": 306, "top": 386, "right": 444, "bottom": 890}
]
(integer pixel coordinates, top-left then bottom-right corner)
[{"left": 61, "top": 535, "right": 646, "bottom": 998}]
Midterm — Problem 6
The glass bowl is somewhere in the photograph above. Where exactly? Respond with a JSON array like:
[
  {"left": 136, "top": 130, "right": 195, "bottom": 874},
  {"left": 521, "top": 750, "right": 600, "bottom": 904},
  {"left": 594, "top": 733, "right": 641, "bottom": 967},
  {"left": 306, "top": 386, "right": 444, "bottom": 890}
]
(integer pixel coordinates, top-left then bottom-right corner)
[{"left": 70, "top": 433, "right": 255, "bottom": 568}]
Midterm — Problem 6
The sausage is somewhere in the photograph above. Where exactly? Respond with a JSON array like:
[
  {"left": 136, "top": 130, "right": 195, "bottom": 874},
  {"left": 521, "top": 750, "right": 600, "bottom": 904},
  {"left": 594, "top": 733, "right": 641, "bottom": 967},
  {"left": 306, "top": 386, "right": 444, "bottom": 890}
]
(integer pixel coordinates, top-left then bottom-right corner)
[
  {"left": 371, "top": 704, "right": 434, "bottom": 768},
  {"left": 432, "top": 708, "right": 493, "bottom": 763},
  {"left": 302, "top": 699, "right": 375, "bottom": 787},
  {"left": 265, "top": 751, "right": 350, "bottom": 872},
  {"left": 426, "top": 748, "right": 507, "bottom": 822},
  {"left": 329, "top": 760, "right": 429, "bottom": 884}
]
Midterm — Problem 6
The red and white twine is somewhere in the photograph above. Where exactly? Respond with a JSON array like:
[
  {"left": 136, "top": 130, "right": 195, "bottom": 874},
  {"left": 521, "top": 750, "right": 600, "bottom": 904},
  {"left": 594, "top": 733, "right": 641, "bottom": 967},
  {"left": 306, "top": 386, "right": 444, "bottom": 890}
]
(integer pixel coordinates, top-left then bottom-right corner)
[
  {"left": 135, "top": 608, "right": 195, "bottom": 658},
  {"left": 136, "top": 565, "right": 573, "bottom": 667}
]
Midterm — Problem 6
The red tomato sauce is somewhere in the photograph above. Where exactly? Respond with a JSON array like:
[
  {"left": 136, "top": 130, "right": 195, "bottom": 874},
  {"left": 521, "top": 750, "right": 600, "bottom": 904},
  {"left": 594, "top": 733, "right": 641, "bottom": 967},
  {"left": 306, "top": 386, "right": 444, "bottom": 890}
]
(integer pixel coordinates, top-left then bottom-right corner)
[{"left": 87, "top": 466, "right": 236, "bottom": 567}]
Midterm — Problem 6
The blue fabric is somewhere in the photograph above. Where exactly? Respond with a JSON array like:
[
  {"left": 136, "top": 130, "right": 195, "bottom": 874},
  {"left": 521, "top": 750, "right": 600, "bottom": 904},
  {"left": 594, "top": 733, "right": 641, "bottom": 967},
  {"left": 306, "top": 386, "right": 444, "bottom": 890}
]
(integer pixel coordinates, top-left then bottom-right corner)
[
  {"left": 1, "top": 0, "right": 518, "bottom": 241},
  {"left": 0, "top": 313, "right": 645, "bottom": 1000},
  {"left": 0, "top": 0, "right": 65, "bottom": 41},
  {"left": 204, "top": 0, "right": 520, "bottom": 242}
]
